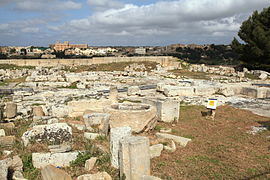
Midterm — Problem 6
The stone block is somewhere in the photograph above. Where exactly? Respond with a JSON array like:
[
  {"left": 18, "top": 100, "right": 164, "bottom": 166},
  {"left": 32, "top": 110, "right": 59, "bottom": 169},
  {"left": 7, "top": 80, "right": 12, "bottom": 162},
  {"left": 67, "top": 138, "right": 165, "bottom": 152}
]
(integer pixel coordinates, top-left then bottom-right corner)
[
  {"left": 143, "top": 98, "right": 179, "bottom": 123},
  {"left": 110, "top": 127, "right": 132, "bottom": 168},
  {"left": 127, "top": 86, "right": 141, "bottom": 96},
  {"left": 0, "top": 129, "right": 5, "bottom": 136},
  {"left": 6, "top": 102, "right": 17, "bottom": 118},
  {"left": 0, "top": 136, "right": 15, "bottom": 146},
  {"left": 105, "top": 103, "right": 157, "bottom": 133},
  {"left": 41, "top": 165, "right": 72, "bottom": 180},
  {"left": 22, "top": 123, "right": 72, "bottom": 146},
  {"left": 83, "top": 113, "right": 110, "bottom": 135},
  {"left": 85, "top": 157, "right": 97, "bottom": 171},
  {"left": 84, "top": 132, "right": 100, "bottom": 140},
  {"left": 119, "top": 136, "right": 150, "bottom": 180},
  {"left": 156, "top": 133, "right": 191, "bottom": 147},
  {"left": 32, "top": 152, "right": 79, "bottom": 168},
  {"left": 77, "top": 172, "right": 112, "bottom": 180},
  {"left": 48, "top": 144, "right": 72, "bottom": 153},
  {"left": 32, "top": 106, "right": 45, "bottom": 117},
  {"left": 163, "top": 86, "right": 194, "bottom": 97},
  {"left": 150, "top": 144, "right": 163, "bottom": 158}
]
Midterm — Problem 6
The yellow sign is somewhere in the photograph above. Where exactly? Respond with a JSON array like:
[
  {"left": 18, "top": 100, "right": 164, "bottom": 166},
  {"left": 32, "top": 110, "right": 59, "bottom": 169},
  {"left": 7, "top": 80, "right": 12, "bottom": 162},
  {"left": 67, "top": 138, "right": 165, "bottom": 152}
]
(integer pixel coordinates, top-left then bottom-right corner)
[{"left": 207, "top": 99, "right": 217, "bottom": 109}]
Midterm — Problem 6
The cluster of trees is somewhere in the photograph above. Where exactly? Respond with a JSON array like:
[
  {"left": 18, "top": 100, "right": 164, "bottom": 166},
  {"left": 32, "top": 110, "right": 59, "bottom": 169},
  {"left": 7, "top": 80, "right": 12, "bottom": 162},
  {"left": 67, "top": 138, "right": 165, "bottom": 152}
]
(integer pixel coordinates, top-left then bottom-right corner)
[{"left": 232, "top": 6, "right": 270, "bottom": 71}]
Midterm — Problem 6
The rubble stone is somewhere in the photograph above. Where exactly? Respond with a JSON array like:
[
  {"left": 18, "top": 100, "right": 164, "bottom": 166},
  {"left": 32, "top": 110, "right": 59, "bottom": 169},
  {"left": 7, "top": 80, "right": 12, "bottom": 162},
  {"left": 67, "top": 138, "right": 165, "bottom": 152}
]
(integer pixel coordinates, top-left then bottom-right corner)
[
  {"left": 156, "top": 133, "right": 191, "bottom": 147},
  {"left": 41, "top": 165, "right": 72, "bottom": 180}
]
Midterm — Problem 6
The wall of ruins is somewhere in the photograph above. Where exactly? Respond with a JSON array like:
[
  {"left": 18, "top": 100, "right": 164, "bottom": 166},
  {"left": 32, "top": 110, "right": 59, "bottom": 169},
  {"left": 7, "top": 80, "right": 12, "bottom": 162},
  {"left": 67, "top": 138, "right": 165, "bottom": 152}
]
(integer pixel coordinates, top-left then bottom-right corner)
[{"left": 0, "top": 56, "right": 180, "bottom": 68}]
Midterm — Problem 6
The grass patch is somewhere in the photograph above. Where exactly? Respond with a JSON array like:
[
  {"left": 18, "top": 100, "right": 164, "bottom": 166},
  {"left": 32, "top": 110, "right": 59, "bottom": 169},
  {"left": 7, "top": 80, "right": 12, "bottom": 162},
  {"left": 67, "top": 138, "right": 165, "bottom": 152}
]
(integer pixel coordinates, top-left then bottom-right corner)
[
  {"left": 21, "top": 154, "right": 41, "bottom": 180},
  {"left": 188, "top": 155, "right": 221, "bottom": 165},
  {"left": 0, "top": 64, "right": 34, "bottom": 70},
  {"left": 64, "top": 61, "right": 158, "bottom": 73},
  {"left": 169, "top": 69, "right": 211, "bottom": 80}
]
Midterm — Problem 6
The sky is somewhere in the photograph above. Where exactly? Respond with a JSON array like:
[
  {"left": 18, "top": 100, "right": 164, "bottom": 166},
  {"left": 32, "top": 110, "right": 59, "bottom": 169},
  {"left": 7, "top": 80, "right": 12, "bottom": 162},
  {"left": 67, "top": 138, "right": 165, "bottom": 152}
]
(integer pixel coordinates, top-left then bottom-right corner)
[{"left": 0, "top": 0, "right": 269, "bottom": 46}]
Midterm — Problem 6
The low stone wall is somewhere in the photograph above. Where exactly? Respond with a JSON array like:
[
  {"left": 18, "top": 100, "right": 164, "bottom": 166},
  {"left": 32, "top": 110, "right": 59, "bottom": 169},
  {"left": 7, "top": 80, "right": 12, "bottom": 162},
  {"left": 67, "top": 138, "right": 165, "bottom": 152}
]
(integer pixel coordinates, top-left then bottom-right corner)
[{"left": 0, "top": 56, "right": 179, "bottom": 67}]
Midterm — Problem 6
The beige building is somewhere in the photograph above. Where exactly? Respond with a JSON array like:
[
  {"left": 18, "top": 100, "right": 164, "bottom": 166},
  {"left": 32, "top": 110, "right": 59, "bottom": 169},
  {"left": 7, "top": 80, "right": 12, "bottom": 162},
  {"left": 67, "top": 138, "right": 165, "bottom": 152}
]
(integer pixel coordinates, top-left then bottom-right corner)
[{"left": 50, "top": 41, "right": 88, "bottom": 51}]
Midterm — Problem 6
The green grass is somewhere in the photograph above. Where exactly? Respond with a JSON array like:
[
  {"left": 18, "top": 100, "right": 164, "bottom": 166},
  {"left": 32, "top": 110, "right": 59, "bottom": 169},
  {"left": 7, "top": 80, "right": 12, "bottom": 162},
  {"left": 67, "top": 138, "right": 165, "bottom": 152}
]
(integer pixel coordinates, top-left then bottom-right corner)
[
  {"left": 0, "top": 64, "right": 34, "bottom": 70},
  {"left": 21, "top": 154, "right": 41, "bottom": 180}
]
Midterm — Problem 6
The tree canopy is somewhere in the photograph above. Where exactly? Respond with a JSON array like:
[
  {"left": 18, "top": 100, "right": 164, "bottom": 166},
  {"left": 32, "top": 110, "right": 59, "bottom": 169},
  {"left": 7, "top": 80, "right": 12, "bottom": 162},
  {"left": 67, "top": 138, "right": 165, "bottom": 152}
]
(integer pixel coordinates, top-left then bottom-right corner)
[{"left": 231, "top": 6, "right": 270, "bottom": 71}]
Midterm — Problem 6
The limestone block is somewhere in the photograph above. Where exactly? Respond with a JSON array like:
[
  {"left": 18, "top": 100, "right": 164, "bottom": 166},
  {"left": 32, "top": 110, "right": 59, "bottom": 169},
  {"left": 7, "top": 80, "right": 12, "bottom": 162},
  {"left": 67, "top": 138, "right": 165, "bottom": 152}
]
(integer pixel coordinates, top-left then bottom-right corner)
[
  {"left": 84, "top": 132, "right": 100, "bottom": 140},
  {"left": 141, "top": 175, "right": 162, "bottom": 180},
  {"left": 32, "top": 106, "right": 45, "bottom": 117},
  {"left": 83, "top": 113, "right": 110, "bottom": 135},
  {"left": 105, "top": 103, "right": 157, "bottom": 133},
  {"left": 240, "top": 87, "right": 258, "bottom": 98},
  {"left": 119, "top": 136, "right": 150, "bottom": 180},
  {"left": 164, "top": 86, "right": 194, "bottom": 97},
  {"left": 156, "top": 133, "right": 191, "bottom": 147},
  {"left": 68, "top": 99, "right": 113, "bottom": 117},
  {"left": 259, "top": 73, "right": 268, "bottom": 80},
  {"left": 41, "top": 165, "right": 72, "bottom": 180},
  {"left": 194, "top": 86, "right": 217, "bottom": 96},
  {"left": 51, "top": 105, "right": 69, "bottom": 118},
  {"left": 85, "top": 157, "right": 97, "bottom": 171},
  {"left": 164, "top": 140, "right": 176, "bottom": 152},
  {"left": 0, "top": 129, "right": 5, "bottom": 136},
  {"left": 77, "top": 172, "right": 112, "bottom": 180},
  {"left": 0, "top": 158, "right": 11, "bottom": 180},
  {"left": 127, "top": 86, "right": 141, "bottom": 96},
  {"left": 150, "top": 144, "right": 163, "bottom": 158},
  {"left": 11, "top": 155, "right": 23, "bottom": 171},
  {"left": 110, "top": 127, "right": 132, "bottom": 168},
  {"left": 22, "top": 123, "right": 72, "bottom": 146},
  {"left": 48, "top": 144, "right": 72, "bottom": 153},
  {"left": 6, "top": 102, "right": 17, "bottom": 118},
  {"left": 143, "top": 98, "right": 179, "bottom": 123},
  {"left": 0, "top": 136, "right": 15, "bottom": 146},
  {"left": 32, "top": 152, "right": 79, "bottom": 168}
]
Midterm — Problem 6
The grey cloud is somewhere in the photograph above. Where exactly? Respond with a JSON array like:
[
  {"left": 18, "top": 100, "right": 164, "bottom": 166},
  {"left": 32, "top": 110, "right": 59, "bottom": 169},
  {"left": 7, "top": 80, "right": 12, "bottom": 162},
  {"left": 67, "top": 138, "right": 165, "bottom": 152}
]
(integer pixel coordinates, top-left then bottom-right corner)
[{"left": 87, "top": 0, "right": 125, "bottom": 11}]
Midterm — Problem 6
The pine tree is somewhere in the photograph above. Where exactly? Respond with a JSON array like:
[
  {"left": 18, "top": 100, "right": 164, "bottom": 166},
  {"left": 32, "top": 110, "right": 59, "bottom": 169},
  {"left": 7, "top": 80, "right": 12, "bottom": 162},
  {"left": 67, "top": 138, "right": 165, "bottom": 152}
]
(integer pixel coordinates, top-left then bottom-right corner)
[{"left": 232, "top": 6, "right": 270, "bottom": 71}]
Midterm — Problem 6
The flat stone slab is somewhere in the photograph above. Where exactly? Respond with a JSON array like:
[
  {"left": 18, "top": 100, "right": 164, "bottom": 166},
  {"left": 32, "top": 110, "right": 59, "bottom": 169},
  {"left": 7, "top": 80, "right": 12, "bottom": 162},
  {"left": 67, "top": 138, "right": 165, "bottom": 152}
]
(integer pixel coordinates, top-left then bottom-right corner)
[
  {"left": 32, "top": 152, "right": 79, "bottom": 168},
  {"left": 156, "top": 133, "right": 191, "bottom": 147}
]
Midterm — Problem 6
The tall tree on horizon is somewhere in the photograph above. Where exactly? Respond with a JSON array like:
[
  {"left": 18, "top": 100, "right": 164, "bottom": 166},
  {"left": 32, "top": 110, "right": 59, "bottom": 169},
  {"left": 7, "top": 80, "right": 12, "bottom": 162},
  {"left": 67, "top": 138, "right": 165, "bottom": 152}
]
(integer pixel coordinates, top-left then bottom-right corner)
[{"left": 231, "top": 6, "right": 270, "bottom": 71}]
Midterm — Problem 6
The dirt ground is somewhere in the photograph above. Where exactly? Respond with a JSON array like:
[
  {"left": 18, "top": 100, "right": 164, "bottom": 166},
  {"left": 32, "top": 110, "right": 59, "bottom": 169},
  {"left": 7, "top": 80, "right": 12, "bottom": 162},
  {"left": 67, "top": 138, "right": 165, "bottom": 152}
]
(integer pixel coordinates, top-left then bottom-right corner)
[{"left": 151, "top": 105, "right": 270, "bottom": 180}]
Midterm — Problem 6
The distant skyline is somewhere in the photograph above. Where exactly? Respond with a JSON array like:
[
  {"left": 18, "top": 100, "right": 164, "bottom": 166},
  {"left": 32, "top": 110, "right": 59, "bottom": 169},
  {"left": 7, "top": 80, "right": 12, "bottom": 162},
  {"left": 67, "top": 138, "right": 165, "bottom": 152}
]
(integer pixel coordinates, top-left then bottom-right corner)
[{"left": 0, "top": 0, "right": 269, "bottom": 46}]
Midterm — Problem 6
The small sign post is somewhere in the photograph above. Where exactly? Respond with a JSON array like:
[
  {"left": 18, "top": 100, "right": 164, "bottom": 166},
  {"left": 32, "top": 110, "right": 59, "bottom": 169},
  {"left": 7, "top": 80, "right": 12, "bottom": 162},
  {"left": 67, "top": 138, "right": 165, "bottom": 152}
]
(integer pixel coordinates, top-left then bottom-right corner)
[{"left": 207, "top": 98, "right": 217, "bottom": 119}]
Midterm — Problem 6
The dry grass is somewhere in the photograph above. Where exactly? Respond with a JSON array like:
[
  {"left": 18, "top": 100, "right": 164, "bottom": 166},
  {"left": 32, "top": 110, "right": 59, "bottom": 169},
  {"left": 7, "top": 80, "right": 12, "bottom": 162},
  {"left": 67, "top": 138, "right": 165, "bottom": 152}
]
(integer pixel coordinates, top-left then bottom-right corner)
[
  {"left": 151, "top": 105, "right": 270, "bottom": 179},
  {"left": 64, "top": 61, "right": 158, "bottom": 73},
  {"left": 169, "top": 69, "right": 211, "bottom": 80}
]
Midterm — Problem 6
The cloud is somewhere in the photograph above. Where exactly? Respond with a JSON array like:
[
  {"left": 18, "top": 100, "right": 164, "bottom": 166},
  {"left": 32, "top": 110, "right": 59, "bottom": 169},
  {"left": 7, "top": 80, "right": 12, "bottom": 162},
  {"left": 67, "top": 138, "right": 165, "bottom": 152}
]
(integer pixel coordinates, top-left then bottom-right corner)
[
  {"left": 87, "top": 0, "right": 125, "bottom": 11},
  {"left": 15, "top": 0, "right": 81, "bottom": 11},
  {"left": 21, "top": 27, "right": 39, "bottom": 33}
]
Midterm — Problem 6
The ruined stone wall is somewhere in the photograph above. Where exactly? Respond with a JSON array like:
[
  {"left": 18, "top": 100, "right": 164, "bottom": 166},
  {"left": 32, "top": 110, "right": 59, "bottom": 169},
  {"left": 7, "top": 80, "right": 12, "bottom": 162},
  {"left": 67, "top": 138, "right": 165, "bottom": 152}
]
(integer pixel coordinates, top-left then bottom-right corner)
[{"left": 0, "top": 56, "right": 179, "bottom": 67}]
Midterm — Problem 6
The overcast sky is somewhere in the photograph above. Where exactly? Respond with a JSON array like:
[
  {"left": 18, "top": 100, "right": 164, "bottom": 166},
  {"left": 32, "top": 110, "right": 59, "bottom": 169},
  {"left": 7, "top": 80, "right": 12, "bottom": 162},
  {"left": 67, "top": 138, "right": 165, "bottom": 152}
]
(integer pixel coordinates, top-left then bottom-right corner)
[{"left": 0, "top": 0, "right": 269, "bottom": 46}]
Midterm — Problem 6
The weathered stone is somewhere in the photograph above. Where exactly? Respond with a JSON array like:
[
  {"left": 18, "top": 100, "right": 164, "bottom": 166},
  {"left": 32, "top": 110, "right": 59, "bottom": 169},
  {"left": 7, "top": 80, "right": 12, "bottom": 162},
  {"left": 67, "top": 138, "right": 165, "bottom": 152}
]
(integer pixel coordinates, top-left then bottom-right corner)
[
  {"left": 164, "top": 140, "right": 176, "bottom": 152},
  {"left": 0, "top": 122, "right": 15, "bottom": 129},
  {"left": 127, "top": 86, "right": 141, "bottom": 96},
  {"left": 0, "top": 129, "right": 5, "bottom": 136},
  {"left": 85, "top": 157, "right": 97, "bottom": 171},
  {"left": 6, "top": 102, "right": 17, "bottom": 118},
  {"left": 150, "top": 144, "right": 163, "bottom": 158},
  {"left": 163, "top": 86, "right": 194, "bottom": 97},
  {"left": 32, "top": 106, "right": 45, "bottom": 117},
  {"left": 110, "top": 126, "right": 132, "bottom": 168},
  {"left": 156, "top": 133, "right": 191, "bottom": 147},
  {"left": 77, "top": 172, "right": 112, "bottom": 180},
  {"left": 68, "top": 99, "right": 113, "bottom": 117},
  {"left": 51, "top": 105, "right": 69, "bottom": 118},
  {"left": 12, "top": 170, "right": 27, "bottom": 180},
  {"left": 32, "top": 152, "right": 79, "bottom": 168},
  {"left": 83, "top": 113, "right": 110, "bottom": 135},
  {"left": 141, "top": 175, "right": 162, "bottom": 180},
  {"left": 0, "top": 136, "right": 15, "bottom": 146},
  {"left": 41, "top": 165, "right": 72, "bottom": 180},
  {"left": 22, "top": 123, "right": 72, "bottom": 146},
  {"left": 48, "top": 144, "right": 72, "bottom": 153},
  {"left": 84, "top": 132, "right": 100, "bottom": 140},
  {"left": 120, "top": 136, "right": 150, "bottom": 180},
  {"left": 259, "top": 73, "right": 268, "bottom": 80},
  {"left": 11, "top": 155, "right": 23, "bottom": 171},
  {"left": 143, "top": 98, "right": 179, "bottom": 123},
  {"left": 105, "top": 103, "right": 157, "bottom": 133},
  {"left": 0, "top": 158, "right": 11, "bottom": 180}
]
